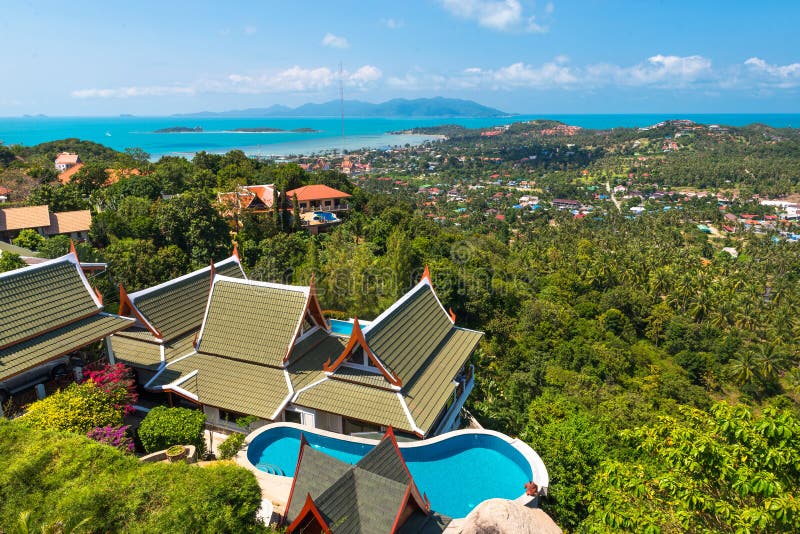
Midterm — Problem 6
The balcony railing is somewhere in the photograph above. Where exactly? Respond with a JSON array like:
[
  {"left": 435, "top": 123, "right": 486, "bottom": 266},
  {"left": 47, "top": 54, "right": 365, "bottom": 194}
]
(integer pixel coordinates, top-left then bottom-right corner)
[
  {"left": 299, "top": 203, "right": 349, "bottom": 213},
  {"left": 431, "top": 365, "right": 475, "bottom": 436}
]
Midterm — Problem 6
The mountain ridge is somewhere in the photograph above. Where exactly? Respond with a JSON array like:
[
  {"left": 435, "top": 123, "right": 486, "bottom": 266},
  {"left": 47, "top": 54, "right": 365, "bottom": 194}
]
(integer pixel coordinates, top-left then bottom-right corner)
[{"left": 173, "top": 97, "right": 511, "bottom": 118}]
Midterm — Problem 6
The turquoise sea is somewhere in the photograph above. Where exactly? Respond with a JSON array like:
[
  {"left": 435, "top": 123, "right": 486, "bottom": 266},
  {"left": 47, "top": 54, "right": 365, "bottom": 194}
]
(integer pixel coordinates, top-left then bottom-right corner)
[{"left": 0, "top": 114, "right": 798, "bottom": 159}]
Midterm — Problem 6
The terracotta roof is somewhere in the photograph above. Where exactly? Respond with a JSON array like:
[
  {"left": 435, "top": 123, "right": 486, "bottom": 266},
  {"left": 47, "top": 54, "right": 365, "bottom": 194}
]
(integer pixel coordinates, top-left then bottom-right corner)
[
  {"left": 105, "top": 168, "right": 141, "bottom": 185},
  {"left": 45, "top": 210, "right": 92, "bottom": 235},
  {"left": 286, "top": 184, "right": 351, "bottom": 202},
  {"left": 244, "top": 185, "right": 275, "bottom": 208},
  {"left": 58, "top": 162, "right": 84, "bottom": 184},
  {"left": 55, "top": 153, "right": 80, "bottom": 165},
  {"left": 0, "top": 205, "right": 51, "bottom": 232}
]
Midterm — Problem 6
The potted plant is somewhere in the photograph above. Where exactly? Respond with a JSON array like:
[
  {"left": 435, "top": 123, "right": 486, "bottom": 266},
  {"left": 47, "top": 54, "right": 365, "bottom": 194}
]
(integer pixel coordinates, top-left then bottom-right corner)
[{"left": 166, "top": 445, "right": 187, "bottom": 462}]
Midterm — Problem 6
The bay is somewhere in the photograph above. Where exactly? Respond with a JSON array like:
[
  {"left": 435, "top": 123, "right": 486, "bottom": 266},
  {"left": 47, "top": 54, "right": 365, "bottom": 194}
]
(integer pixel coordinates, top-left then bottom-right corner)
[{"left": 0, "top": 114, "right": 797, "bottom": 160}]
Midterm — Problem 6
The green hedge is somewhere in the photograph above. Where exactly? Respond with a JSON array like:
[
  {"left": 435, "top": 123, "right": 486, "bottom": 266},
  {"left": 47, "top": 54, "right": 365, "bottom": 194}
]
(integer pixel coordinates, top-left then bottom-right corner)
[
  {"left": 137, "top": 406, "right": 206, "bottom": 455},
  {"left": 218, "top": 432, "right": 246, "bottom": 460},
  {"left": 0, "top": 420, "right": 273, "bottom": 533}
]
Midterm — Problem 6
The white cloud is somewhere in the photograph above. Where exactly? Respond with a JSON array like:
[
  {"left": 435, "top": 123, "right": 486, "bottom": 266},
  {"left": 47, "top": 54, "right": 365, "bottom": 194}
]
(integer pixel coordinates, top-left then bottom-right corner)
[
  {"left": 244, "top": 25, "right": 257, "bottom": 35},
  {"left": 321, "top": 33, "right": 349, "bottom": 49},
  {"left": 71, "top": 64, "right": 383, "bottom": 98},
  {"left": 439, "top": 0, "right": 550, "bottom": 33},
  {"left": 744, "top": 57, "right": 800, "bottom": 87},
  {"left": 349, "top": 65, "right": 383, "bottom": 84},
  {"left": 381, "top": 18, "right": 404, "bottom": 29},
  {"left": 545, "top": 2, "right": 555, "bottom": 14},
  {"left": 70, "top": 85, "right": 196, "bottom": 98}
]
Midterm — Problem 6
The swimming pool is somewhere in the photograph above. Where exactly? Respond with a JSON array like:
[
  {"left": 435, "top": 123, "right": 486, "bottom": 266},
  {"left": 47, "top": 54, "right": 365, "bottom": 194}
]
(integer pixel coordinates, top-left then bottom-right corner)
[
  {"left": 244, "top": 424, "right": 548, "bottom": 518},
  {"left": 313, "top": 211, "right": 338, "bottom": 222},
  {"left": 328, "top": 319, "right": 354, "bottom": 336}
]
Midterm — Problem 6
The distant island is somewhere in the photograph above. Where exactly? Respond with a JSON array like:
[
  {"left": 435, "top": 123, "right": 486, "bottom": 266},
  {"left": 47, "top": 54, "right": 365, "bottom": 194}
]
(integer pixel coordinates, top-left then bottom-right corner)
[
  {"left": 154, "top": 126, "right": 203, "bottom": 133},
  {"left": 230, "top": 127, "right": 320, "bottom": 133},
  {"left": 153, "top": 126, "right": 320, "bottom": 134},
  {"left": 390, "top": 124, "right": 469, "bottom": 137},
  {"left": 173, "top": 97, "right": 510, "bottom": 118}
]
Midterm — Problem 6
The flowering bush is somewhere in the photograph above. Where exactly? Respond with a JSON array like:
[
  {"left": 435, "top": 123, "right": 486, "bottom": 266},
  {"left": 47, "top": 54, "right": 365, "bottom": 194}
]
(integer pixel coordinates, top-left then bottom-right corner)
[
  {"left": 87, "top": 425, "right": 135, "bottom": 453},
  {"left": 21, "top": 382, "right": 122, "bottom": 433},
  {"left": 83, "top": 363, "right": 138, "bottom": 415}
]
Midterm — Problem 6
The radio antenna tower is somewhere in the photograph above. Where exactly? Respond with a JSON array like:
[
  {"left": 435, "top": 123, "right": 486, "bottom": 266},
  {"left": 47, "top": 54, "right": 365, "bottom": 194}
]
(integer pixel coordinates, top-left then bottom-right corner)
[{"left": 339, "top": 62, "right": 345, "bottom": 155}]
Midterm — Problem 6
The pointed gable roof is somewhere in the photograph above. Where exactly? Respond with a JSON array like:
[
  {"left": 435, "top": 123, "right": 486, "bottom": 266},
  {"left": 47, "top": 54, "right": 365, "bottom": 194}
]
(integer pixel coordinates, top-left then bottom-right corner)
[
  {"left": 0, "top": 254, "right": 102, "bottom": 349},
  {"left": 323, "top": 318, "right": 402, "bottom": 386},
  {"left": 195, "top": 276, "right": 317, "bottom": 367},
  {"left": 120, "top": 256, "right": 245, "bottom": 341},
  {"left": 0, "top": 254, "right": 133, "bottom": 380},
  {"left": 286, "top": 429, "right": 434, "bottom": 534},
  {"left": 362, "top": 278, "right": 454, "bottom": 384}
]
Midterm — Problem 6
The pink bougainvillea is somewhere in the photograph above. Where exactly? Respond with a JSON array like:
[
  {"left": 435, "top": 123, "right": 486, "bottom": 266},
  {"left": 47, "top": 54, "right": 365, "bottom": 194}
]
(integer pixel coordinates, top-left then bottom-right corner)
[
  {"left": 87, "top": 425, "right": 135, "bottom": 453},
  {"left": 84, "top": 363, "right": 138, "bottom": 416}
]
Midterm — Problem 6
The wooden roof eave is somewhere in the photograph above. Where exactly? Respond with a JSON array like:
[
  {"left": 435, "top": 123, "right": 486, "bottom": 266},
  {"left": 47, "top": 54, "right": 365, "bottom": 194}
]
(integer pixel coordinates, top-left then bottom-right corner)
[
  {"left": 286, "top": 494, "right": 332, "bottom": 534},
  {"left": 323, "top": 318, "right": 402, "bottom": 387},
  {"left": 118, "top": 284, "right": 163, "bottom": 340}
]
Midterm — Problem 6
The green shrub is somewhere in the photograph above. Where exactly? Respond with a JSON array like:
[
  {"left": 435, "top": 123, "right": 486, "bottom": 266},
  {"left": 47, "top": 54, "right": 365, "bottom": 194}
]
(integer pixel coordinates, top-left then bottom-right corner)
[
  {"left": 20, "top": 382, "right": 122, "bottom": 434},
  {"left": 137, "top": 406, "right": 206, "bottom": 455},
  {"left": 0, "top": 420, "right": 272, "bottom": 533},
  {"left": 218, "top": 432, "right": 246, "bottom": 460}
]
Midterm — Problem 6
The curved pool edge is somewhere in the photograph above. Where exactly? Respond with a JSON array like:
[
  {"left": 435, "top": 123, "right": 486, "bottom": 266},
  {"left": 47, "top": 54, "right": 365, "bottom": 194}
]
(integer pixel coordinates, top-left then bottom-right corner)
[{"left": 241, "top": 423, "right": 549, "bottom": 505}]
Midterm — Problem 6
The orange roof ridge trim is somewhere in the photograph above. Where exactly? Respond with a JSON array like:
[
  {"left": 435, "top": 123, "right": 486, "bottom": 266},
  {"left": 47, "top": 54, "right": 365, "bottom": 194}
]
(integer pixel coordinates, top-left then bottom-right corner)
[
  {"left": 323, "top": 318, "right": 402, "bottom": 387},
  {"left": 118, "top": 284, "right": 163, "bottom": 339},
  {"left": 286, "top": 494, "right": 332, "bottom": 534}
]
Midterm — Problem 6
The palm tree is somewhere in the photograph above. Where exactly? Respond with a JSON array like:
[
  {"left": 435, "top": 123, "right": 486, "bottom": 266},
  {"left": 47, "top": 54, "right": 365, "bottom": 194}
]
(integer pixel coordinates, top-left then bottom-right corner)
[{"left": 728, "top": 351, "right": 759, "bottom": 388}]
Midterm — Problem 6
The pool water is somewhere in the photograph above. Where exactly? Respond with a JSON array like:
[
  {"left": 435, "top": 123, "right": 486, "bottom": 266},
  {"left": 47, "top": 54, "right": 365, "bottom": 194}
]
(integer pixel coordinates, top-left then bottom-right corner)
[
  {"left": 328, "top": 319, "right": 354, "bottom": 336},
  {"left": 247, "top": 426, "right": 533, "bottom": 518},
  {"left": 313, "top": 211, "right": 338, "bottom": 222}
]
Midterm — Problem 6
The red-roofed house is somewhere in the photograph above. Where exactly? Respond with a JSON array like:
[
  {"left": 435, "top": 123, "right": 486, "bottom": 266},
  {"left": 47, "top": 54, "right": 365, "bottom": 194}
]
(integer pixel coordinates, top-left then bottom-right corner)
[
  {"left": 54, "top": 153, "right": 81, "bottom": 173},
  {"left": 286, "top": 184, "right": 351, "bottom": 213},
  {"left": 0, "top": 205, "right": 91, "bottom": 242}
]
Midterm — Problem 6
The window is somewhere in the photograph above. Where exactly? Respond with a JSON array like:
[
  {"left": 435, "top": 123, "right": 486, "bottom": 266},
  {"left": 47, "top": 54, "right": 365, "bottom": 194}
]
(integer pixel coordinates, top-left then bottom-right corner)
[
  {"left": 284, "top": 410, "right": 302, "bottom": 424},
  {"left": 343, "top": 417, "right": 381, "bottom": 436}
]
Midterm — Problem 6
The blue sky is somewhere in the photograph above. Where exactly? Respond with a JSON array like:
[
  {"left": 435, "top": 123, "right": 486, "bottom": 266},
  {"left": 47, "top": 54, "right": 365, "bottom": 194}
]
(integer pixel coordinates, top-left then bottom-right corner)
[{"left": 2, "top": 0, "right": 799, "bottom": 115}]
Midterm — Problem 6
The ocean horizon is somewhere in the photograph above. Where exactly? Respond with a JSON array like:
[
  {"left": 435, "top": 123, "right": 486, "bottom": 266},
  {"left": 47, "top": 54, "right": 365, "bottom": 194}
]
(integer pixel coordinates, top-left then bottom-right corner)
[{"left": 1, "top": 113, "right": 798, "bottom": 159}]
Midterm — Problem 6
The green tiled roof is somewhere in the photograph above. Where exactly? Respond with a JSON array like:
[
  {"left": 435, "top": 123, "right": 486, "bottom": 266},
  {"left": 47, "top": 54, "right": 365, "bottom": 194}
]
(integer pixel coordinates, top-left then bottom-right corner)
[
  {"left": 0, "top": 314, "right": 133, "bottom": 381},
  {"left": 293, "top": 378, "right": 412, "bottom": 433},
  {"left": 365, "top": 282, "right": 454, "bottom": 383},
  {"left": 398, "top": 511, "right": 451, "bottom": 534},
  {"left": 288, "top": 433, "right": 436, "bottom": 533},
  {"left": 0, "top": 257, "right": 100, "bottom": 349},
  {"left": 404, "top": 328, "right": 482, "bottom": 435},
  {"left": 332, "top": 366, "right": 393, "bottom": 388},
  {"left": 315, "top": 468, "right": 408, "bottom": 534},
  {"left": 129, "top": 257, "right": 244, "bottom": 341},
  {"left": 287, "top": 445, "right": 352, "bottom": 522},
  {"left": 197, "top": 279, "right": 308, "bottom": 366},
  {"left": 151, "top": 353, "right": 290, "bottom": 420},
  {"left": 356, "top": 436, "right": 412, "bottom": 486},
  {"left": 109, "top": 333, "right": 161, "bottom": 370},
  {"left": 110, "top": 330, "right": 197, "bottom": 371},
  {"left": 288, "top": 334, "right": 346, "bottom": 391},
  {"left": 287, "top": 328, "right": 329, "bottom": 365}
]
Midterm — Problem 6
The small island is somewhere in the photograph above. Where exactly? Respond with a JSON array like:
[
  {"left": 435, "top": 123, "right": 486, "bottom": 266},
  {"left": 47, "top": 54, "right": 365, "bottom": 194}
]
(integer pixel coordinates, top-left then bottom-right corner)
[
  {"left": 230, "top": 127, "right": 320, "bottom": 133},
  {"left": 154, "top": 126, "right": 203, "bottom": 133}
]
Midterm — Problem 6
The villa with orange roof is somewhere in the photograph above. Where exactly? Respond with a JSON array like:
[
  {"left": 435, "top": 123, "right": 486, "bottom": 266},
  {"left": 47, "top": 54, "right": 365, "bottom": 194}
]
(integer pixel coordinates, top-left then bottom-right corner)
[
  {"left": 0, "top": 205, "right": 92, "bottom": 242},
  {"left": 54, "top": 152, "right": 81, "bottom": 173}
]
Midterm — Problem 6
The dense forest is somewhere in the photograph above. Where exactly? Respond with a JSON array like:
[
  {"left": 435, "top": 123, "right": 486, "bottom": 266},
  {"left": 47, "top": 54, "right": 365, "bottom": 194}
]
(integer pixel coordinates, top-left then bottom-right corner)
[{"left": 1, "top": 121, "right": 799, "bottom": 532}]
